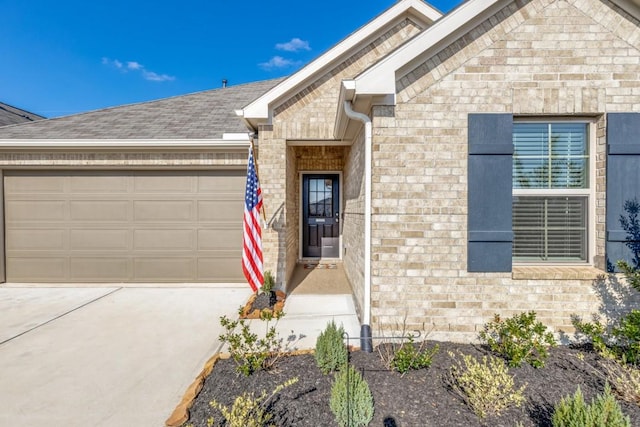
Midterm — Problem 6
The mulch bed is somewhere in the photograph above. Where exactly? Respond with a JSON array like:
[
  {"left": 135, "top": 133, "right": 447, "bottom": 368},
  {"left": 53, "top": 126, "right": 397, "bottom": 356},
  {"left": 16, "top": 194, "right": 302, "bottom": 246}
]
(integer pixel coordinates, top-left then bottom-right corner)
[{"left": 184, "top": 342, "right": 640, "bottom": 426}]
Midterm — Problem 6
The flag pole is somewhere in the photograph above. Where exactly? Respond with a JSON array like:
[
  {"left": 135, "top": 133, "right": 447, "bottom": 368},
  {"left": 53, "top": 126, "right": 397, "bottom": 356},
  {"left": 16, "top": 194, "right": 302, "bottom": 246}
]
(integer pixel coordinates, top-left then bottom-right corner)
[{"left": 249, "top": 138, "right": 267, "bottom": 223}]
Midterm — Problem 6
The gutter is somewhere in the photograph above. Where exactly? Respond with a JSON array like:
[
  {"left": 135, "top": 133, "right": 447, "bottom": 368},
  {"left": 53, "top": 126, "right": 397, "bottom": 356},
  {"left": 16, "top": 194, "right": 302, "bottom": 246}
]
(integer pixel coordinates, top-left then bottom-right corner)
[{"left": 342, "top": 100, "right": 373, "bottom": 352}]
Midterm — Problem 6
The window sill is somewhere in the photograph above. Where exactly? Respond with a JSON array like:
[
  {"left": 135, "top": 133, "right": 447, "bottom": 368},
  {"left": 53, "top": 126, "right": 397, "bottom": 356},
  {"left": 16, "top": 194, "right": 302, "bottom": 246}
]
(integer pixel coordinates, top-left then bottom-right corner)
[{"left": 512, "top": 266, "right": 605, "bottom": 280}]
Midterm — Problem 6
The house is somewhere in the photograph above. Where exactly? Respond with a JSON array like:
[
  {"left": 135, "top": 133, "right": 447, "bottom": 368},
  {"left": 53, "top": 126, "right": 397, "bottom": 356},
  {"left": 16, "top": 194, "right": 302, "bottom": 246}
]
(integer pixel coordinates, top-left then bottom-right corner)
[
  {"left": 1, "top": 0, "right": 640, "bottom": 342},
  {"left": 0, "top": 102, "right": 44, "bottom": 127}
]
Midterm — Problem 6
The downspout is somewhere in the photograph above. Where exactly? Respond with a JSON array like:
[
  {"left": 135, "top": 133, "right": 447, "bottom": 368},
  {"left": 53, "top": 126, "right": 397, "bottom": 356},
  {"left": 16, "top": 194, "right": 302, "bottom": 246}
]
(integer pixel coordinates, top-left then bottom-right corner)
[{"left": 343, "top": 100, "right": 373, "bottom": 352}]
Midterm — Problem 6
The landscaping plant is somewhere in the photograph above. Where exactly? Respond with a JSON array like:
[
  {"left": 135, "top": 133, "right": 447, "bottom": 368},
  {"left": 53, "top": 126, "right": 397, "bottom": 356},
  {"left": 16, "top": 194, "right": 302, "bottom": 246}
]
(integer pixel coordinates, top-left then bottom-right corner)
[
  {"left": 315, "top": 319, "right": 348, "bottom": 374},
  {"left": 551, "top": 384, "right": 630, "bottom": 427},
  {"left": 600, "top": 359, "right": 640, "bottom": 406},
  {"left": 218, "top": 309, "right": 285, "bottom": 376},
  {"left": 390, "top": 335, "right": 439, "bottom": 376},
  {"left": 208, "top": 377, "right": 299, "bottom": 427},
  {"left": 479, "top": 311, "right": 556, "bottom": 368},
  {"left": 449, "top": 351, "right": 526, "bottom": 419},
  {"left": 329, "top": 364, "right": 374, "bottom": 427}
]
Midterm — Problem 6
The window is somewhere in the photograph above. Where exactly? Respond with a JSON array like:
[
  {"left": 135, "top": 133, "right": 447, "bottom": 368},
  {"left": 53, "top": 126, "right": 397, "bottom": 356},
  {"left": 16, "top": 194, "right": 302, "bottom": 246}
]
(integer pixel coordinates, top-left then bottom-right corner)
[{"left": 512, "top": 122, "right": 590, "bottom": 262}]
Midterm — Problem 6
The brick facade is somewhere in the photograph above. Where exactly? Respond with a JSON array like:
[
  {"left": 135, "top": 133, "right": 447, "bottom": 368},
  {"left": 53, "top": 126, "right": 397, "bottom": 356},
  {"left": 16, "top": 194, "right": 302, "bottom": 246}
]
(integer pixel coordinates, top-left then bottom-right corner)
[{"left": 257, "top": 0, "right": 640, "bottom": 342}]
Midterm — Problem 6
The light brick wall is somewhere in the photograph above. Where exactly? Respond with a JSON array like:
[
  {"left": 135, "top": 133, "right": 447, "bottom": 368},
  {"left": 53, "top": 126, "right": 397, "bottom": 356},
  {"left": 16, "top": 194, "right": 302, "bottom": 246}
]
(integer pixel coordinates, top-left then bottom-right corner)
[
  {"left": 259, "top": 17, "right": 428, "bottom": 288},
  {"left": 343, "top": 129, "right": 366, "bottom": 319},
  {"left": 0, "top": 151, "right": 247, "bottom": 167},
  {"left": 371, "top": 0, "right": 640, "bottom": 341}
]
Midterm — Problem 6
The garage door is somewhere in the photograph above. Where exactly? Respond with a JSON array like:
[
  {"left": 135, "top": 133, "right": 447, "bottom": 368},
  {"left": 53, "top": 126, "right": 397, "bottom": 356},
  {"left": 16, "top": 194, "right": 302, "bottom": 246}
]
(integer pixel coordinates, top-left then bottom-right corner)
[{"left": 4, "top": 170, "right": 245, "bottom": 283}]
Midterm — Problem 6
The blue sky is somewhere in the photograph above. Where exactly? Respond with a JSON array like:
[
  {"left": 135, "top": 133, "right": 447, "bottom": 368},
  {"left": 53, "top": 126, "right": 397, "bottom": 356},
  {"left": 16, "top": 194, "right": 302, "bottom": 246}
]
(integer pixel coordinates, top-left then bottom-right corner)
[{"left": 1, "top": 0, "right": 460, "bottom": 118}]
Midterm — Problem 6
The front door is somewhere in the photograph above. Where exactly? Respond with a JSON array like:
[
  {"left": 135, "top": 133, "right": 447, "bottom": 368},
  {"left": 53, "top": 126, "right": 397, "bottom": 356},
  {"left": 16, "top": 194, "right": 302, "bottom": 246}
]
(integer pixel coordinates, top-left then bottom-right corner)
[{"left": 302, "top": 174, "right": 340, "bottom": 258}]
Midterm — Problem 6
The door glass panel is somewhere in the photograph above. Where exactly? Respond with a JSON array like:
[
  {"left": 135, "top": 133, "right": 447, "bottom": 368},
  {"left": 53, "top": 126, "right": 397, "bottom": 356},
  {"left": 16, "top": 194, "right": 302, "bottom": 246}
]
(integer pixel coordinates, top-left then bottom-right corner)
[{"left": 309, "top": 178, "right": 333, "bottom": 217}]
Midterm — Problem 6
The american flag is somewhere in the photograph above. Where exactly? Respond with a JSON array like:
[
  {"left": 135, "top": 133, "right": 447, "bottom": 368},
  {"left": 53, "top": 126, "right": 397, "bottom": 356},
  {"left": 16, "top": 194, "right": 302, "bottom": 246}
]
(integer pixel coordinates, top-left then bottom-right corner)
[{"left": 242, "top": 147, "right": 264, "bottom": 292}]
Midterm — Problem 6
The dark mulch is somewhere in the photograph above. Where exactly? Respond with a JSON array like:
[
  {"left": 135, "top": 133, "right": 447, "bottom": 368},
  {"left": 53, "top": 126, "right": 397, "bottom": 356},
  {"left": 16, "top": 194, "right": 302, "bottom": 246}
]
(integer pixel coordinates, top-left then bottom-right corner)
[{"left": 185, "top": 342, "right": 640, "bottom": 426}]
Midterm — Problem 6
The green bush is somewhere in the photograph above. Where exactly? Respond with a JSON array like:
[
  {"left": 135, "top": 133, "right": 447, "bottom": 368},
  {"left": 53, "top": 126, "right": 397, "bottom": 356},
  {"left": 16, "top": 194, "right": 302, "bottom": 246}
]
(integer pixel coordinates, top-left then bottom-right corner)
[
  {"left": 479, "top": 311, "right": 556, "bottom": 368},
  {"left": 573, "top": 310, "right": 640, "bottom": 364},
  {"left": 209, "top": 377, "right": 298, "bottom": 427},
  {"left": 449, "top": 351, "right": 526, "bottom": 419},
  {"left": 330, "top": 364, "right": 374, "bottom": 427},
  {"left": 391, "top": 336, "right": 439, "bottom": 375},
  {"left": 218, "top": 309, "right": 284, "bottom": 376},
  {"left": 261, "top": 270, "right": 275, "bottom": 294},
  {"left": 551, "top": 384, "right": 630, "bottom": 427},
  {"left": 315, "top": 320, "right": 348, "bottom": 374}
]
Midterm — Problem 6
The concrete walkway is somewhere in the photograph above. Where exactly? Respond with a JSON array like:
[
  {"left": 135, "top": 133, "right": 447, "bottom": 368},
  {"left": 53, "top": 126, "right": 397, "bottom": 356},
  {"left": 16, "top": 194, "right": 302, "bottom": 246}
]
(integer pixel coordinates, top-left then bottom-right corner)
[
  {"left": 0, "top": 284, "right": 360, "bottom": 426},
  {"left": 0, "top": 286, "right": 252, "bottom": 427}
]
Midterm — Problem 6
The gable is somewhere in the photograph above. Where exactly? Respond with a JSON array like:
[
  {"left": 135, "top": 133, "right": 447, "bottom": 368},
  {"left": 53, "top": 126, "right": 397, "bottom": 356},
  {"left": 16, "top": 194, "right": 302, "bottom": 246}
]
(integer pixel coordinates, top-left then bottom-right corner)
[
  {"left": 397, "top": 0, "right": 640, "bottom": 112},
  {"left": 239, "top": 0, "right": 443, "bottom": 130}
]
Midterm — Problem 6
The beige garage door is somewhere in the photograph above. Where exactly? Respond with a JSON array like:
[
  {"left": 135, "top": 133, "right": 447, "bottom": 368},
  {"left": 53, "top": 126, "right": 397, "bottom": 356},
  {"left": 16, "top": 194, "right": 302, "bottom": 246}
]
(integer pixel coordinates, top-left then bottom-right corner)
[{"left": 4, "top": 170, "right": 245, "bottom": 283}]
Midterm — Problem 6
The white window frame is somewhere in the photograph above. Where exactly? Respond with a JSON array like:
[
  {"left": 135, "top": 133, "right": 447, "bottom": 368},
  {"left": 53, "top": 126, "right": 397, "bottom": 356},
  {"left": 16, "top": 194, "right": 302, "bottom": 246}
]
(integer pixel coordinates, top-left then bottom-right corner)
[{"left": 512, "top": 118, "right": 597, "bottom": 266}]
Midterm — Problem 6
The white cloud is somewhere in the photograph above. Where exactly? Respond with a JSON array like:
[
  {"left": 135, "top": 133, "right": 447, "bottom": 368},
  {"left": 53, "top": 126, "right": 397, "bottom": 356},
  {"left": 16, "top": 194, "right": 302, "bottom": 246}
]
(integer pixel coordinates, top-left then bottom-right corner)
[
  {"left": 258, "top": 56, "right": 301, "bottom": 70},
  {"left": 275, "top": 38, "right": 311, "bottom": 52},
  {"left": 102, "top": 57, "right": 175, "bottom": 82},
  {"left": 126, "top": 61, "right": 142, "bottom": 70},
  {"left": 142, "top": 70, "right": 175, "bottom": 82}
]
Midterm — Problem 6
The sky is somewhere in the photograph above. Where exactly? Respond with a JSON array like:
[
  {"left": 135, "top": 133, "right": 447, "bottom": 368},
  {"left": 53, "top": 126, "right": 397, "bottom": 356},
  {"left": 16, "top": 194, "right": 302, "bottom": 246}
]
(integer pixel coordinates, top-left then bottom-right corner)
[{"left": 1, "top": 0, "right": 460, "bottom": 119}]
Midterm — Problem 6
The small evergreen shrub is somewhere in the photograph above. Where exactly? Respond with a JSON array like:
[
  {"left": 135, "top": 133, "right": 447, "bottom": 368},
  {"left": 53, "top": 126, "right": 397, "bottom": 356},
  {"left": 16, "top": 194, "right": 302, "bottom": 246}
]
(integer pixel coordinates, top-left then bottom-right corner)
[
  {"left": 261, "top": 270, "right": 275, "bottom": 294},
  {"left": 315, "top": 320, "right": 348, "bottom": 374},
  {"left": 218, "top": 309, "right": 284, "bottom": 376},
  {"left": 391, "top": 336, "right": 439, "bottom": 375},
  {"left": 330, "top": 364, "right": 374, "bottom": 427},
  {"left": 551, "top": 384, "right": 630, "bottom": 427},
  {"left": 573, "top": 310, "right": 640, "bottom": 364},
  {"left": 449, "top": 351, "right": 526, "bottom": 419},
  {"left": 209, "top": 377, "right": 298, "bottom": 427},
  {"left": 479, "top": 311, "right": 556, "bottom": 368}
]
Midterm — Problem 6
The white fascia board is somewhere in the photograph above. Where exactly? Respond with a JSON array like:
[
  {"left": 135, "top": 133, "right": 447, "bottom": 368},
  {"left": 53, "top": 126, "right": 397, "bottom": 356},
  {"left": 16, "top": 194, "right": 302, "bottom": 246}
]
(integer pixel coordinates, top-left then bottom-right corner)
[
  {"left": 0, "top": 139, "right": 251, "bottom": 151},
  {"left": 240, "top": 0, "right": 443, "bottom": 122},
  {"left": 355, "top": 0, "right": 507, "bottom": 96}
]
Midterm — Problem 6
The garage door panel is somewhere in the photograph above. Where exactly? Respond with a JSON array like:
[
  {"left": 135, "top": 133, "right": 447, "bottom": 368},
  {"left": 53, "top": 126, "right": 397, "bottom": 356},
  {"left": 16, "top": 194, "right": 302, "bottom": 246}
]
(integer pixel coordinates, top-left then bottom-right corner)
[
  {"left": 70, "top": 201, "right": 130, "bottom": 221},
  {"left": 198, "top": 172, "right": 245, "bottom": 192},
  {"left": 133, "top": 229, "right": 195, "bottom": 250},
  {"left": 198, "top": 200, "right": 243, "bottom": 222},
  {"left": 198, "top": 229, "right": 242, "bottom": 250},
  {"left": 70, "top": 258, "right": 130, "bottom": 281},
  {"left": 134, "top": 201, "right": 194, "bottom": 221},
  {"left": 6, "top": 201, "right": 66, "bottom": 221},
  {"left": 7, "top": 258, "right": 66, "bottom": 281},
  {"left": 70, "top": 230, "right": 129, "bottom": 250},
  {"left": 134, "top": 258, "right": 195, "bottom": 281},
  {"left": 6, "top": 230, "right": 66, "bottom": 250},
  {"left": 70, "top": 175, "right": 130, "bottom": 193},
  {"left": 5, "top": 175, "right": 65, "bottom": 193},
  {"left": 198, "top": 257, "right": 243, "bottom": 282},
  {"left": 135, "top": 174, "right": 194, "bottom": 193},
  {"left": 5, "top": 170, "right": 244, "bottom": 283}
]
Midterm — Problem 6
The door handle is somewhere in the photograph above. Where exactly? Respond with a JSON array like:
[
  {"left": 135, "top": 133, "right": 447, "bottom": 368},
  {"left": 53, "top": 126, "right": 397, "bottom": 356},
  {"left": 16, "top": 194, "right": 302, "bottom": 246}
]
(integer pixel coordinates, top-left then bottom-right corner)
[{"left": 335, "top": 212, "right": 339, "bottom": 223}]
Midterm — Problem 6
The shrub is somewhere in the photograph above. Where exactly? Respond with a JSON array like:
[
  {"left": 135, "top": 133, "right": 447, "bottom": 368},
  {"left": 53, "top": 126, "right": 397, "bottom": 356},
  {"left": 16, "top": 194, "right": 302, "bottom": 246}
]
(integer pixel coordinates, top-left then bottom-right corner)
[
  {"left": 449, "top": 351, "right": 526, "bottom": 419},
  {"left": 315, "top": 320, "right": 348, "bottom": 374},
  {"left": 330, "top": 364, "right": 374, "bottom": 427},
  {"left": 600, "top": 360, "right": 640, "bottom": 406},
  {"left": 209, "top": 377, "right": 298, "bottom": 427},
  {"left": 479, "top": 311, "right": 556, "bottom": 368},
  {"left": 218, "top": 309, "right": 284, "bottom": 376},
  {"left": 391, "top": 336, "right": 439, "bottom": 376},
  {"left": 551, "top": 384, "right": 630, "bottom": 427},
  {"left": 573, "top": 310, "right": 640, "bottom": 364},
  {"left": 261, "top": 270, "right": 275, "bottom": 294}
]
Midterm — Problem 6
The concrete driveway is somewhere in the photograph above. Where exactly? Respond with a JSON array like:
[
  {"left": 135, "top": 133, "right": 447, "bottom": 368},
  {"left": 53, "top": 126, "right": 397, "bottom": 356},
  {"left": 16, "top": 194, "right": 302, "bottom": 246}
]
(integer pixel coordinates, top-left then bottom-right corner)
[{"left": 0, "top": 285, "right": 252, "bottom": 427}]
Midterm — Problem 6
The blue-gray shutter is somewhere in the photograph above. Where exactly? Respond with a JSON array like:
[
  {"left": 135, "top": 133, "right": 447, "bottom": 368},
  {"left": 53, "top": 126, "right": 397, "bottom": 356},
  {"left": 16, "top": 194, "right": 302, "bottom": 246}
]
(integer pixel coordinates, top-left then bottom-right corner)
[
  {"left": 606, "top": 113, "right": 640, "bottom": 271},
  {"left": 468, "top": 114, "right": 514, "bottom": 272}
]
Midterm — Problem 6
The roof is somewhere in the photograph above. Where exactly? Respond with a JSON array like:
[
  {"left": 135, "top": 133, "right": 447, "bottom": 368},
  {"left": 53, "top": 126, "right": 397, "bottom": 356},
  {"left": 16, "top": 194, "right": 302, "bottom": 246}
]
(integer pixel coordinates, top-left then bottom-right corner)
[
  {"left": 0, "top": 102, "right": 45, "bottom": 127},
  {"left": 0, "top": 78, "right": 283, "bottom": 140}
]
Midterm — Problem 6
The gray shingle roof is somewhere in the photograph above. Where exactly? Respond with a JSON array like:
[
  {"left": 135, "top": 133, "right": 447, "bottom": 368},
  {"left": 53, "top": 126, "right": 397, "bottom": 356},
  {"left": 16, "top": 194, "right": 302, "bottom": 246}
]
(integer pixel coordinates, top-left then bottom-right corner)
[
  {"left": 0, "top": 78, "right": 284, "bottom": 139},
  {"left": 0, "top": 103, "right": 45, "bottom": 127}
]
